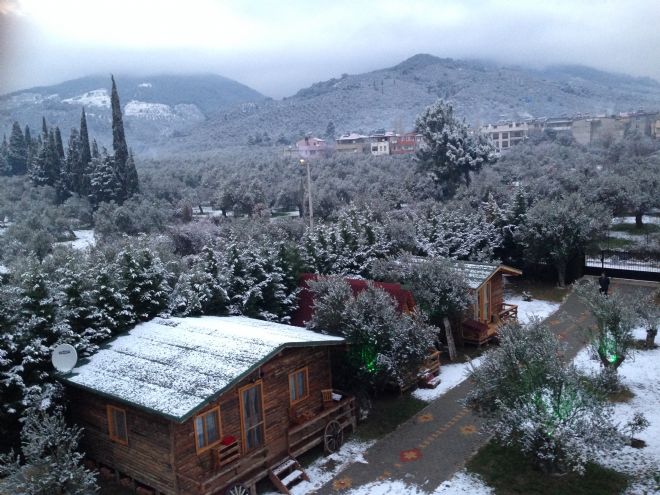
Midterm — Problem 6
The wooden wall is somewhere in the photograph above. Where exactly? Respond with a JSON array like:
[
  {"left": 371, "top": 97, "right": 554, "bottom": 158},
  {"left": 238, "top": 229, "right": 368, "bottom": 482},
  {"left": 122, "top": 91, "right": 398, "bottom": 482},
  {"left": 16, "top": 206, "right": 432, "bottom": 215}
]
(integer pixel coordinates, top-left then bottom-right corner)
[
  {"left": 490, "top": 272, "right": 504, "bottom": 318},
  {"left": 68, "top": 388, "right": 177, "bottom": 494},
  {"left": 172, "top": 346, "right": 333, "bottom": 494}
]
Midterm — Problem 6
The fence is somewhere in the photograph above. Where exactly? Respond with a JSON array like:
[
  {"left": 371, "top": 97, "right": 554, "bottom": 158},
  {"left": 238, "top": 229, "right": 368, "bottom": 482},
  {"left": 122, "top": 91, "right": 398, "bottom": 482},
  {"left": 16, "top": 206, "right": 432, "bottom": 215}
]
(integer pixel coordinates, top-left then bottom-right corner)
[{"left": 585, "top": 250, "right": 660, "bottom": 281}]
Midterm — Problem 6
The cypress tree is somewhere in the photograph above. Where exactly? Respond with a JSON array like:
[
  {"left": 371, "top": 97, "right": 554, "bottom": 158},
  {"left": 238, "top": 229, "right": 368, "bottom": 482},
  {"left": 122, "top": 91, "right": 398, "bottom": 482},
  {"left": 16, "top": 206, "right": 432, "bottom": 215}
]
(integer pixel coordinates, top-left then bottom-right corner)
[
  {"left": 24, "top": 125, "right": 32, "bottom": 147},
  {"left": 79, "top": 108, "right": 91, "bottom": 168},
  {"left": 0, "top": 135, "right": 9, "bottom": 175},
  {"left": 110, "top": 75, "right": 128, "bottom": 194},
  {"left": 64, "top": 128, "right": 82, "bottom": 194},
  {"left": 8, "top": 121, "right": 27, "bottom": 175},
  {"left": 24, "top": 125, "right": 34, "bottom": 171},
  {"left": 29, "top": 140, "right": 49, "bottom": 186},
  {"left": 125, "top": 149, "right": 139, "bottom": 196},
  {"left": 54, "top": 126, "right": 65, "bottom": 160},
  {"left": 91, "top": 139, "right": 99, "bottom": 159},
  {"left": 41, "top": 116, "right": 48, "bottom": 138},
  {"left": 45, "top": 129, "right": 61, "bottom": 186}
]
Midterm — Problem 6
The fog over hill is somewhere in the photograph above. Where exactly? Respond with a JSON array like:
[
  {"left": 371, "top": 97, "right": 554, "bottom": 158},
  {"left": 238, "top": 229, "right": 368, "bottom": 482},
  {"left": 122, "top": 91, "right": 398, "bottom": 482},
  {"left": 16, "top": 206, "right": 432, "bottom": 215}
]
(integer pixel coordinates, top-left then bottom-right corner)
[{"left": 2, "top": 55, "right": 660, "bottom": 156}]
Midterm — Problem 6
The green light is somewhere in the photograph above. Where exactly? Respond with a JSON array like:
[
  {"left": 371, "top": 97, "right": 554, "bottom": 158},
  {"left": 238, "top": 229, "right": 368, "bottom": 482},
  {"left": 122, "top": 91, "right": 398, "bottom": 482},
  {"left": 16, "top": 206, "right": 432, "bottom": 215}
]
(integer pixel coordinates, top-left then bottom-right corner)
[{"left": 599, "top": 333, "right": 618, "bottom": 364}]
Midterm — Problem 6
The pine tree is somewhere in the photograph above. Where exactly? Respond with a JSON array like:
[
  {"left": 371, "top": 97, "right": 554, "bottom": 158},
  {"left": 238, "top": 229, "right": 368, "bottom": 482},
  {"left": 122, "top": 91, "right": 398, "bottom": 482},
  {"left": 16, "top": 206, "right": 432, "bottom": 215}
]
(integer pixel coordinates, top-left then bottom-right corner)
[
  {"left": 89, "top": 153, "right": 121, "bottom": 204},
  {"left": 0, "top": 407, "right": 98, "bottom": 494},
  {"left": 415, "top": 100, "right": 496, "bottom": 198},
  {"left": 29, "top": 140, "right": 49, "bottom": 186},
  {"left": 7, "top": 121, "right": 27, "bottom": 175},
  {"left": 118, "top": 248, "right": 170, "bottom": 321},
  {"left": 89, "top": 263, "right": 134, "bottom": 335}
]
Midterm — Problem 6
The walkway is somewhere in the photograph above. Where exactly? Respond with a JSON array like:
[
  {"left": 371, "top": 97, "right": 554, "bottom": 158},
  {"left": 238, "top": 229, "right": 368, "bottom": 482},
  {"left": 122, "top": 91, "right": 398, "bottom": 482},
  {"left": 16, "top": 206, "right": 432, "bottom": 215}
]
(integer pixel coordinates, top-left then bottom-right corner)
[{"left": 313, "top": 278, "right": 656, "bottom": 494}]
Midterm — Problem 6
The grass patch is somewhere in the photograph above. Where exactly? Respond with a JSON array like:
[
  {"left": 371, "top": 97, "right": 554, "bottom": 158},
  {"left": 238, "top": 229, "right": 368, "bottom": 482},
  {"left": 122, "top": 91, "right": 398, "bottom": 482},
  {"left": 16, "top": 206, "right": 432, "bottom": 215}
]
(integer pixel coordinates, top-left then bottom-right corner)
[
  {"left": 610, "top": 223, "right": 660, "bottom": 235},
  {"left": 592, "top": 237, "right": 636, "bottom": 250},
  {"left": 355, "top": 393, "right": 426, "bottom": 441},
  {"left": 467, "top": 441, "right": 628, "bottom": 495}
]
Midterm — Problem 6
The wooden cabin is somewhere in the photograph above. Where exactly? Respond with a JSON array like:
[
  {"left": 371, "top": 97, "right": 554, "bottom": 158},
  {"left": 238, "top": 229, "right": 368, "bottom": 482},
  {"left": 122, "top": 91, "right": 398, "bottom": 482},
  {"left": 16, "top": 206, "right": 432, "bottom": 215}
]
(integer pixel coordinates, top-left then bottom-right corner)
[
  {"left": 457, "top": 262, "right": 522, "bottom": 345},
  {"left": 62, "top": 316, "right": 356, "bottom": 495}
]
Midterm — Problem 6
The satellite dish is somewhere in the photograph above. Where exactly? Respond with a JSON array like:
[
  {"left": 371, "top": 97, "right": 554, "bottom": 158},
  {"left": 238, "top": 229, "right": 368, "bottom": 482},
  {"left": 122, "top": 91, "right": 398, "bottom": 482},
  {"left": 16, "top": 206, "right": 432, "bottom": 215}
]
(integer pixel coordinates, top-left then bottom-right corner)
[{"left": 52, "top": 344, "right": 78, "bottom": 373}]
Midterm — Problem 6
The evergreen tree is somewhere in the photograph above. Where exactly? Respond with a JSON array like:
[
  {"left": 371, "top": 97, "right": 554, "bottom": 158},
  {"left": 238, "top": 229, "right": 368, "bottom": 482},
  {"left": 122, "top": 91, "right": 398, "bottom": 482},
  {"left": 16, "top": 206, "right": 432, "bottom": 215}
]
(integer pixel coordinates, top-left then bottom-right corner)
[
  {"left": 91, "top": 139, "right": 99, "bottom": 159},
  {"left": 64, "top": 128, "right": 82, "bottom": 194},
  {"left": 125, "top": 149, "right": 139, "bottom": 196},
  {"left": 41, "top": 116, "right": 48, "bottom": 138},
  {"left": 89, "top": 153, "right": 121, "bottom": 204},
  {"left": 79, "top": 108, "right": 91, "bottom": 168},
  {"left": 54, "top": 126, "right": 65, "bottom": 160},
  {"left": 7, "top": 121, "right": 27, "bottom": 175},
  {"left": 29, "top": 140, "right": 49, "bottom": 186},
  {"left": 415, "top": 100, "right": 496, "bottom": 198},
  {"left": 89, "top": 263, "right": 134, "bottom": 335},
  {"left": 110, "top": 75, "right": 129, "bottom": 196},
  {"left": 0, "top": 407, "right": 98, "bottom": 494},
  {"left": 118, "top": 248, "right": 170, "bottom": 321},
  {"left": 0, "top": 138, "right": 9, "bottom": 175},
  {"left": 24, "top": 125, "right": 34, "bottom": 171},
  {"left": 45, "top": 130, "right": 61, "bottom": 187},
  {"left": 325, "top": 121, "right": 336, "bottom": 140}
]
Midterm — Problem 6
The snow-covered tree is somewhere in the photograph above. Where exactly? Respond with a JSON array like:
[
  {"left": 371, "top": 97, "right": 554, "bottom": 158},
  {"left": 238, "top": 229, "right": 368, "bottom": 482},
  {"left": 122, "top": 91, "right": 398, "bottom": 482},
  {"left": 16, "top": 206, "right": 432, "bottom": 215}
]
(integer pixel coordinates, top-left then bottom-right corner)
[
  {"left": 575, "top": 281, "right": 638, "bottom": 377},
  {"left": 415, "top": 100, "right": 496, "bottom": 198},
  {"left": 301, "top": 205, "right": 392, "bottom": 277},
  {"left": 0, "top": 407, "right": 97, "bottom": 494},
  {"left": 466, "top": 320, "right": 623, "bottom": 475},
  {"left": 518, "top": 194, "right": 609, "bottom": 286},
  {"left": 89, "top": 153, "right": 122, "bottom": 205},
  {"left": 89, "top": 262, "right": 134, "bottom": 336},
  {"left": 118, "top": 247, "right": 171, "bottom": 321},
  {"left": 413, "top": 205, "right": 502, "bottom": 261},
  {"left": 308, "top": 280, "right": 435, "bottom": 392},
  {"left": 636, "top": 290, "right": 659, "bottom": 348}
]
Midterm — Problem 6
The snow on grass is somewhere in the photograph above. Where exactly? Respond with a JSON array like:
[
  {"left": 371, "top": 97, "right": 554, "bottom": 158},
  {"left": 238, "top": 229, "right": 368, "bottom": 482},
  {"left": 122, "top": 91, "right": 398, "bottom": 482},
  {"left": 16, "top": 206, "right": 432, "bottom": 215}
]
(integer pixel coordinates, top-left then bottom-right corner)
[
  {"left": 412, "top": 357, "right": 482, "bottom": 402},
  {"left": 506, "top": 295, "right": 560, "bottom": 325},
  {"left": 432, "top": 471, "right": 494, "bottom": 494},
  {"left": 124, "top": 100, "right": 174, "bottom": 119},
  {"left": 574, "top": 326, "right": 660, "bottom": 493},
  {"left": 262, "top": 440, "right": 375, "bottom": 495}
]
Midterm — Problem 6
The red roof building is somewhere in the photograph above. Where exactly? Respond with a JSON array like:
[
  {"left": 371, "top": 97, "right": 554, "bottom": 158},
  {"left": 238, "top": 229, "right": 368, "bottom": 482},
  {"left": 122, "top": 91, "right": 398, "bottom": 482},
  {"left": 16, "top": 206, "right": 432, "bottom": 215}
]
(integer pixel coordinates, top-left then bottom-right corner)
[{"left": 291, "top": 273, "right": 416, "bottom": 327}]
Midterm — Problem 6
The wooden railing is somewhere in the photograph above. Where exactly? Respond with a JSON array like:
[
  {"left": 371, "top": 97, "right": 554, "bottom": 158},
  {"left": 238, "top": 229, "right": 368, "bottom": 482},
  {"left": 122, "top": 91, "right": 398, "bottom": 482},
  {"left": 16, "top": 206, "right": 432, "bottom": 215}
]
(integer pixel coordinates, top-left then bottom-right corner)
[{"left": 499, "top": 303, "right": 518, "bottom": 323}]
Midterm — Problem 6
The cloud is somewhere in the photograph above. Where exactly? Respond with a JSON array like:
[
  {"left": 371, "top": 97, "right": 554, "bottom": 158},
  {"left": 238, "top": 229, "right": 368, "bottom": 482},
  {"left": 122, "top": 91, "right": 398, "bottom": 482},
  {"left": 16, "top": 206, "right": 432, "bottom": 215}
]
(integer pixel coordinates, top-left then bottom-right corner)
[{"left": 1, "top": 0, "right": 659, "bottom": 97}]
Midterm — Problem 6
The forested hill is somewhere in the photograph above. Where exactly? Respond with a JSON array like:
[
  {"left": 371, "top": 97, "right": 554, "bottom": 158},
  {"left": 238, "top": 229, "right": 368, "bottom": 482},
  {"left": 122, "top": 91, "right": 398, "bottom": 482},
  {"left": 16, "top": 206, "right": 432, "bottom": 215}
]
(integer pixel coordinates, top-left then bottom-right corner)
[
  {"left": 3, "top": 55, "right": 660, "bottom": 156},
  {"left": 0, "top": 74, "right": 265, "bottom": 154},
  {"left": 154, "top": 54, "right": 660, "bottom": 153}
]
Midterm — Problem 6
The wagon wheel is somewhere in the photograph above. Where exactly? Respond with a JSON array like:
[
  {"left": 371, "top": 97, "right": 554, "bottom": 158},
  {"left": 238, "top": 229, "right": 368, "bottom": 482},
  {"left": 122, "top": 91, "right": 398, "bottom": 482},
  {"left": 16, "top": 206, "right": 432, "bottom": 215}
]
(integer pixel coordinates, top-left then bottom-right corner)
[
  {"left": 225, "top": 484, "right": 250, "bottom": 495},
  {"left": 324, "top": 419, "right": 343, "bottom": 453}
]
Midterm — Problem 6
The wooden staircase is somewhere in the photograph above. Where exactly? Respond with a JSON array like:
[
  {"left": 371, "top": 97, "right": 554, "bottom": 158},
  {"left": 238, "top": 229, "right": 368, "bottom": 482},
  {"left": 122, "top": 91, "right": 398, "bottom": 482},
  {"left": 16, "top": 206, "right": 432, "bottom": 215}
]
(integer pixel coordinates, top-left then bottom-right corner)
[{"left": 268, "top": 456, "right": 309, "bottom": 495}]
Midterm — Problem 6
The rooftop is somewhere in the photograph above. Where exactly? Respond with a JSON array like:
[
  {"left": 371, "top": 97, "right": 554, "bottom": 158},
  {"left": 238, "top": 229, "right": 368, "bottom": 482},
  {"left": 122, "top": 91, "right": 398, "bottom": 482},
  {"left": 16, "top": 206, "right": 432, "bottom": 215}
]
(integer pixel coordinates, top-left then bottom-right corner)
[
  {"left": 452, "top": 261, "right": 522, "bottom": 289},
  {"left": 63, "top": 316, "right": 343, "bottom": 422}
]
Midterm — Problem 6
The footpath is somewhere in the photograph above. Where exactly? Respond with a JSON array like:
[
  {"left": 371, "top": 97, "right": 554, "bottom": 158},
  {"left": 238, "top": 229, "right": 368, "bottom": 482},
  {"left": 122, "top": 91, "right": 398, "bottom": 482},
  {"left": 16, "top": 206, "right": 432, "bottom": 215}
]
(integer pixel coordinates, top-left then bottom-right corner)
[{"left": 313, "top": 278, "right": 657, "bottom": 494}]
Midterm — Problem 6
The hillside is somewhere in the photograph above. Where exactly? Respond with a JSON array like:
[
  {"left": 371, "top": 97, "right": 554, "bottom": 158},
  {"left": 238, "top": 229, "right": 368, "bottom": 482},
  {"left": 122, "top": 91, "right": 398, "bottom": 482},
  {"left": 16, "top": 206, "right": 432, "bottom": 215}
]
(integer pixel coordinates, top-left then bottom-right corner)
[
  {"left": 0, "top": 74, "right": 264, "bottom": 153},
  {"left": 156, "top": 54, "right": 660, "bottom": 153},
  {"left": 2, "top": 55, "right": 659, "bottom": 156}
]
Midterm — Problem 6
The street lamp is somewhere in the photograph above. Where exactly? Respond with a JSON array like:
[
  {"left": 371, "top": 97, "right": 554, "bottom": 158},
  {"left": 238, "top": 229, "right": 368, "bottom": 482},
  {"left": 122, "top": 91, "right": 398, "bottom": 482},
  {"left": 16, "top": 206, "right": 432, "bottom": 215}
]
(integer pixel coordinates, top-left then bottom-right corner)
[{"left": 300, "top": 158, "right": 314, "bottom": 228}]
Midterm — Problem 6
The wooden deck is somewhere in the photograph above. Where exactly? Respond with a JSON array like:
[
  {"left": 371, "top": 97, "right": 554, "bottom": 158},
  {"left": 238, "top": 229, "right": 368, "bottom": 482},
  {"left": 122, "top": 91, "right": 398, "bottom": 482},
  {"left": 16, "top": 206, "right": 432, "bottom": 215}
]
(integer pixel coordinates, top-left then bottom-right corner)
[{"left": 463, "top": 303, "right": 519, "bottom": 346}]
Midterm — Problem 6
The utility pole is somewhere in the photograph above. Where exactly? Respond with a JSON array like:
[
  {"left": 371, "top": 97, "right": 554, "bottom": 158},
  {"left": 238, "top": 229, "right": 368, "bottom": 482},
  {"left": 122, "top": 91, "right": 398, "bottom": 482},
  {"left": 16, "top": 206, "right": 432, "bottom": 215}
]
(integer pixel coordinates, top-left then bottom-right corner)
[{"left": 300, "top": 159, "right": 313, "bottom": 228}]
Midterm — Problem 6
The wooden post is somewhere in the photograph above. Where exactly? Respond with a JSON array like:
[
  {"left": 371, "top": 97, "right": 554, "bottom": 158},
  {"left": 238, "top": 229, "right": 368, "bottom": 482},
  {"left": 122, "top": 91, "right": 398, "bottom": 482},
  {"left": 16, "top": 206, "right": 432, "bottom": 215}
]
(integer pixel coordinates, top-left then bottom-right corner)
[{"left": 443, "top": 317, "right": 457, "bottom": 361}]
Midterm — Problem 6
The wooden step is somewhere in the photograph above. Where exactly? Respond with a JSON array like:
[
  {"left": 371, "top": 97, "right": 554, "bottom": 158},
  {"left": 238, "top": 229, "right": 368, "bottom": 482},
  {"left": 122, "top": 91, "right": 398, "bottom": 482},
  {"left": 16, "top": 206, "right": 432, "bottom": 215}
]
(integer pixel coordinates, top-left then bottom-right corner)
[{"left": 268, "top": 456, "right": 308, "bottom": 495}]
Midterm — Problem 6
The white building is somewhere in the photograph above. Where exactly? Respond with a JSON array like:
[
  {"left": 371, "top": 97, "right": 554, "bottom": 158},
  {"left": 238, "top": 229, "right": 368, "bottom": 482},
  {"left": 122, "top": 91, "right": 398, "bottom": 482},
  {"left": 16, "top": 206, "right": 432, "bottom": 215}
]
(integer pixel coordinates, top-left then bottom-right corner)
[{"left": 480, "top": 121, "right": 529, "bottom": 151}]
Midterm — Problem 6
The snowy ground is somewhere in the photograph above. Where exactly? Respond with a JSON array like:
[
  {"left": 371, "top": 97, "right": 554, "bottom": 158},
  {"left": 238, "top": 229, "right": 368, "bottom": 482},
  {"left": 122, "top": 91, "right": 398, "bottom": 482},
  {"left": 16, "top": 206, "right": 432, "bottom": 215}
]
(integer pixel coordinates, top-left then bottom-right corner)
[
  {"left": 59, "top": 229, "right": 96, "bottom": 250},
  {"left": 574, "top": 326, "right": 660, "bottom": 494},
  {"left": 505, "top": 295, "right": 561, "bottom": 325},
  {"left": 412, "top": 357, "right": 483, "bottom": 402},
  {"left": 611, "top": 215, "right": 660, "bottom": 225}
]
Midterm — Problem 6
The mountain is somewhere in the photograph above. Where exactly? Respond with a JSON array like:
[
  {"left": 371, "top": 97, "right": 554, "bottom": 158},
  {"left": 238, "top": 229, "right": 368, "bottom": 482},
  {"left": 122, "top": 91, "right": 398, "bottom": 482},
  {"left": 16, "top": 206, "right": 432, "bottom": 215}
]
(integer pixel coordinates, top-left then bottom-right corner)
[
  {"left": 2, "top": 56, "right": 659, "bottom": 156},
  {"left": 154, "top": 54, "right": 660, "bottom": 153},
  {"left": 0, "top": 74, "right": 264, "bottom": 153}
]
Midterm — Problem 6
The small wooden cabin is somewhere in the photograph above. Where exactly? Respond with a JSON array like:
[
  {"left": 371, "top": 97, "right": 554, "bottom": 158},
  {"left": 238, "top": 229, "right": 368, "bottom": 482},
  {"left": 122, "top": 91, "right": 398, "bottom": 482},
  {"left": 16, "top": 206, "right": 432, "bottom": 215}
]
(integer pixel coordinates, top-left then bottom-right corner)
[
  {"left": 457, "top": 262, "right": 522, "bottom": 345},
  {"left": 62, "top": 316, "right": 356, "bottom": 495}
]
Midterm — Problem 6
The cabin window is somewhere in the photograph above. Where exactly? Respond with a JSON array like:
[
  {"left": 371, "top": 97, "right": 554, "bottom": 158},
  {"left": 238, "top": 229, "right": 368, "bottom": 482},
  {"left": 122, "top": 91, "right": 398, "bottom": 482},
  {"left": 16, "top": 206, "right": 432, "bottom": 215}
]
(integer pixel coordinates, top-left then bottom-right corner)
[
  {"left": 194, "top": 407, "right": 221, "bottom": 453},
  {"left": 239, "top": 382, "right": 265, "bottom": 452},
  {"left": 107, "top": 406, "right": 128, "bottom": 445},
  {"left": 289, "top": 367, "right": 309, "bottom": 404}
]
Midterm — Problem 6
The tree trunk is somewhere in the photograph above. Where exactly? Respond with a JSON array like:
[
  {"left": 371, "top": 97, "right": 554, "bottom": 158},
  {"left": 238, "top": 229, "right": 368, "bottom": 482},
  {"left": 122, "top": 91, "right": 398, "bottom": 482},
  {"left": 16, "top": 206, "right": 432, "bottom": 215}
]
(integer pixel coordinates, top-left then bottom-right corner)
[
  {"left": 556, "top": 260, "right": 567, "bottom": 288},
  {"left": 646, "top": 328, "right": 658, "bottom": 348},
  {"left": 443, "top": 317, "right": 457, "bottom": 361},
  {"left": 635, "top": 211, "right": 643, "bottom": 228}
]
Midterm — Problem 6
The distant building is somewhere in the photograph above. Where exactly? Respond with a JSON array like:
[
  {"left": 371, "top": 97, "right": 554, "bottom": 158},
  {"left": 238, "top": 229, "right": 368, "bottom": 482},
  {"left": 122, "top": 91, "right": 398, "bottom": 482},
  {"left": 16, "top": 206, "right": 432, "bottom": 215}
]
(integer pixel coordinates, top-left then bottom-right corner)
[
  {"left": 653, "top": 119, "right": 660, "bottom": 139},
  {"left": 295, "top": 136, "right": 330, "bottom": 158},
  {"left": 369, "top": 130, "right": 395, "bottom": 155},
  {"left": 389, "top": 132, "right": 424, "bottom": 155},
  {"left": 571, "top": 117, "right": 624, "bottom": 145},
  {"left": 335, "top": 133, "right": 370, "bottom": 154},
  {"left": 480, "top": 122, "right": 528, "bottom": 151}
]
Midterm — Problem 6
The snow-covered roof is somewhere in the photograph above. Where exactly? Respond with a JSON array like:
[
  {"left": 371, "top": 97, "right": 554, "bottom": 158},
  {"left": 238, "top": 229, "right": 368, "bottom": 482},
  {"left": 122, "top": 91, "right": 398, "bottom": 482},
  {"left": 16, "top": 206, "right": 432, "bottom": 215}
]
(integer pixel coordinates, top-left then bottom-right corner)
[
  {"left": 452, "top": 261, "right": 522, "bottom": 289},
  {"left": 63, "top": 316, "right": 344, "bottom": 422}
]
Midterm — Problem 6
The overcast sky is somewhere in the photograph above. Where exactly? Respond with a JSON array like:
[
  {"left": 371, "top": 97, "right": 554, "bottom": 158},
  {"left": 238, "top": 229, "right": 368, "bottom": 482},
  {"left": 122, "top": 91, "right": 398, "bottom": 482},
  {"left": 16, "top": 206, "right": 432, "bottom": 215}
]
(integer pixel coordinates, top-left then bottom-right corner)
[{"left": 1, "top": 0, "right": 659, "bottom": 98}]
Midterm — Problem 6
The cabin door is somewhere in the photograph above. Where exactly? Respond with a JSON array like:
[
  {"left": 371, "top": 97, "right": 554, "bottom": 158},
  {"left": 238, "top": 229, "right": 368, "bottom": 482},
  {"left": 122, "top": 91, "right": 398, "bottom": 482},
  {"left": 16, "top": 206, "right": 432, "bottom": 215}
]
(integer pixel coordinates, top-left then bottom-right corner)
[{"left": 240, "top": 382, "right": 265, "bottom": 452}]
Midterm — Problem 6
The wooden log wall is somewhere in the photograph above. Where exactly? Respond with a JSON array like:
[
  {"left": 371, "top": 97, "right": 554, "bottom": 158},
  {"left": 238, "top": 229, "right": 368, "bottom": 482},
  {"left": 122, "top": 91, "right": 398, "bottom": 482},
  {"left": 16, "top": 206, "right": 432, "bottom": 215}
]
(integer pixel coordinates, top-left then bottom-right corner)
[{"left": 68, "top": 388, "right": 177, "bottom": 494}]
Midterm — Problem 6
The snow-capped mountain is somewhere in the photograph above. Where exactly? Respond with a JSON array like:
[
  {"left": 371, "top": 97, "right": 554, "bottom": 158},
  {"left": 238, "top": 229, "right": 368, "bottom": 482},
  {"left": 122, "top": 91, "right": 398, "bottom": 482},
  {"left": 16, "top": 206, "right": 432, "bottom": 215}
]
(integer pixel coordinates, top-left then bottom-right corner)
[{"left": 0, "top": 74, "right": 264, "bottom": 154}]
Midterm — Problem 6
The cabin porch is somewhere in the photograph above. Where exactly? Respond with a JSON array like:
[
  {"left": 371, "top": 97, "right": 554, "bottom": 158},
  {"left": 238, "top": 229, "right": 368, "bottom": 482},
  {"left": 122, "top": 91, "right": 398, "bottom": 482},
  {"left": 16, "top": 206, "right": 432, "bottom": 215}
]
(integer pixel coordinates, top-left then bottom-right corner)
[{"left": 462, "top": 302, "right": 519, "bottom": 346}]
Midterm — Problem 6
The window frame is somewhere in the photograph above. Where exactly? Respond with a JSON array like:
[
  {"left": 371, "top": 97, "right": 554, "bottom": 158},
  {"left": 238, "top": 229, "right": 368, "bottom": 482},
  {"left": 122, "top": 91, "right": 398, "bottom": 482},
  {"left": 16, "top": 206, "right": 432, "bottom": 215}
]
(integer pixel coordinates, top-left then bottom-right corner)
[
  {"left": 107, "top": 405, "right": 128, "bottom": 445},
  {"left": 238, "top": 381, "right": 266, "bottom": 453},
  {"left": 193, "top": 406, "right": 222, "bottom": 454},
  {"left": 288, "top": 367, "right": 310, "bottom": 405}
]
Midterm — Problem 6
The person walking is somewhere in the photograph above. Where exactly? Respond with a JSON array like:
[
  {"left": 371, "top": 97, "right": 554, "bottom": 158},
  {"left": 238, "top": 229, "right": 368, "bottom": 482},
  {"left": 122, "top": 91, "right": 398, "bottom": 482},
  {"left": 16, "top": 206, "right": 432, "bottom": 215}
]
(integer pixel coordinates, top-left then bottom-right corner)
[{"left": 598, "top": 272, "right": 611, "bottom": 295}]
